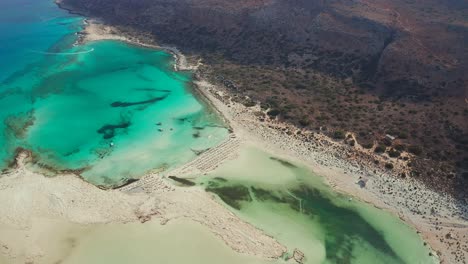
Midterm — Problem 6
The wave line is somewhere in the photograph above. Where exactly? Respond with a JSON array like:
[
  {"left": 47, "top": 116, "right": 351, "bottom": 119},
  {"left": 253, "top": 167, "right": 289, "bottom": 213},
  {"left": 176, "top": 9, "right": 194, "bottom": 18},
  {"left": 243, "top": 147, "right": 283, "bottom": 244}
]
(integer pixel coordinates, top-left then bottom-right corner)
[{"left": 27, "top": 48, "right": 95, "bottom": 55}]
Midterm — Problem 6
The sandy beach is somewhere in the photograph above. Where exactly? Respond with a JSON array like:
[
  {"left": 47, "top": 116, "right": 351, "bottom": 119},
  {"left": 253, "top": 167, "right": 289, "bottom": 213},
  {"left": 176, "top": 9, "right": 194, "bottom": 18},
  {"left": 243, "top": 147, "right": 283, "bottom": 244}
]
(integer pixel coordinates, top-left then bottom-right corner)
[
  {"left": 0, "top": 152, "right": 284, "bottom": 263},
  {"left": 64, "top": 19, "right": 468, "bottom": 262},
  {"left": 1, "top": 17, "right": 467, "bottom": 264}
]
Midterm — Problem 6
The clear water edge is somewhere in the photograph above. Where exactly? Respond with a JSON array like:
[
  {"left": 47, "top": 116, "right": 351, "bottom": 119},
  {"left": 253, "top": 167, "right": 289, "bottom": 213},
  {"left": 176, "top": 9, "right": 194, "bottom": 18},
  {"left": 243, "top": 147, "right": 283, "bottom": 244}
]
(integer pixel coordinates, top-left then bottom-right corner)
[
  {"left": 0, "top": 1, "right": 440, "bottom": 264},
  {"left": 0, "top": 2, "right": 229, "bottom": 186}
]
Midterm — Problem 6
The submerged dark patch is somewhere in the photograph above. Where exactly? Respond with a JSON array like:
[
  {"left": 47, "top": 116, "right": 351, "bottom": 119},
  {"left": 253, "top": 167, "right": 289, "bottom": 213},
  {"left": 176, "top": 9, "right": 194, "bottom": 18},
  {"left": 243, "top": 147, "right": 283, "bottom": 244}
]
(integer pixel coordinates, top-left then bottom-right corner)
[
  {"left": 97, "top": 122, "right": 131, "bottom": 139},
  {"left": 205, "top": 176, "right": 405, "bottom": 263},
  {"left": 251, "top": 186, "right": 285, "bottom": 203},
  {"left": 213, "top": 177, "right": 228, "bottom": 182},
  {"left": 192, "top": 131, "right": 201, "bottom": 138},
  {"left": 176, "top": 117, "right": 189, "bottom": 123},
  {"left": 4, "top": 110, "right": 35, "bottom": 139},
  {"left": 206, "top": 182, "right": 252, "bottom": 210},
  {"left": 113, "top": 178, "right": 139, "bottom": 189},
  {"left": 134, "top": 88, "right": 171, "bottom": 93},
  {"left": 289, "top": 184, "right": 404, "bottom": 263},
  {"left": 110, "top": 94, "right": 169, "bottom": 107},
  {"left": 269, "top": 157, "right": 297, "bottom": 168},
  {"left": 168, "top": 176, "right": 196, "bottom": 186}
]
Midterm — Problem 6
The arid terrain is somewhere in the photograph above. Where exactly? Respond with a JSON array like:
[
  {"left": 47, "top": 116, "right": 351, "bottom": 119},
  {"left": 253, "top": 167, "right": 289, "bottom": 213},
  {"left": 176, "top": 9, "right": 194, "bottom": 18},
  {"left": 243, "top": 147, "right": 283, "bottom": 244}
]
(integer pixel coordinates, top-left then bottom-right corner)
[{"left": 61, "top": 0, "right": 468, "bottom": 198}]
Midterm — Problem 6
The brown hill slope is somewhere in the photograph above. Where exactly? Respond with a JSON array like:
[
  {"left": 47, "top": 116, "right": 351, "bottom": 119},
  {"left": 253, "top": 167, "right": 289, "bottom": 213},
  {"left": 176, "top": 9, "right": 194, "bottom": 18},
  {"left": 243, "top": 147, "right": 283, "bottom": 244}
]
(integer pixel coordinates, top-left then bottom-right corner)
[{"left": 62, "top": 0, "right": 468, "bottom": 196}]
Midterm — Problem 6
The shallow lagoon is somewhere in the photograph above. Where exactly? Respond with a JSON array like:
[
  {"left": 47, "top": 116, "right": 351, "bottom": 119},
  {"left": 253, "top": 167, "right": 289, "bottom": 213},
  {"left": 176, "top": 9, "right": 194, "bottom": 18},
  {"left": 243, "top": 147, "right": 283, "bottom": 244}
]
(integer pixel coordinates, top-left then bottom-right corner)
[
  {"left": 31, "top": 147, "right": 439, "bottom": 264},
  {"left": 0, "top": 40, "right": 228, "bottom": 185},
  {"left": 198, "top": 147, "right": 438, "bottom": 264},
  {"left": 1, "top": 0, "right": 228, "bottom": 186},
  {"left": 0, "top": 1, "right": 440, "bottom": 263}
]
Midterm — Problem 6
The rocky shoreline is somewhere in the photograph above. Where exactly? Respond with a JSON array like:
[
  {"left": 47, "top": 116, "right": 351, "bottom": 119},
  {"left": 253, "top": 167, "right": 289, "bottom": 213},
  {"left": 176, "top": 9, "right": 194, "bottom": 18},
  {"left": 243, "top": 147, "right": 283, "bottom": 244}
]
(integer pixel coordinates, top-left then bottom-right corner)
[
  {"left": 10, "top": 5, "right": 468, "bottom": 262},
  {"left": 68, "top": 17, "right": 468, "bottom": 263},
  {"left": 193, "top": 76, "right": 468, "bottom": 264}
]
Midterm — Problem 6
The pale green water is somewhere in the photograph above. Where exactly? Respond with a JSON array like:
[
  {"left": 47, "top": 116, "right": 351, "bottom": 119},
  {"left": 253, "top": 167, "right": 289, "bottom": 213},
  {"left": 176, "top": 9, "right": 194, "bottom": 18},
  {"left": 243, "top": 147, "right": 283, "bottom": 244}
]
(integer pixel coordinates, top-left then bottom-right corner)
[
  {"left": 0, "top": 40, "right": 228, "bottom": 186},
  {"left": 197, "top": 147, "right": 438, "bottom": 264}
]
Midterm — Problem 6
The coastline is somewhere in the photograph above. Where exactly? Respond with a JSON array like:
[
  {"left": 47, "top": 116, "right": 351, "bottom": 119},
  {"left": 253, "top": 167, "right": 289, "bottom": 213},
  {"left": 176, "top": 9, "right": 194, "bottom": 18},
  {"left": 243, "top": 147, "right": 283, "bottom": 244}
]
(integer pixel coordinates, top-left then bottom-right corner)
[
  {"left": 191, "top": 79, "right": 468, "bottom": 263},
  {"left": 0, "top": 149, "right": 285, "bottom": 263},
  {"left": 0, "top": 9, "right": 285, "bottom": 263},
  {"left": 1, "top": 6, "right": 466, "bottom": 263},
  {"left": 69, "top": 18, "right": 468, "bottom": 263}
]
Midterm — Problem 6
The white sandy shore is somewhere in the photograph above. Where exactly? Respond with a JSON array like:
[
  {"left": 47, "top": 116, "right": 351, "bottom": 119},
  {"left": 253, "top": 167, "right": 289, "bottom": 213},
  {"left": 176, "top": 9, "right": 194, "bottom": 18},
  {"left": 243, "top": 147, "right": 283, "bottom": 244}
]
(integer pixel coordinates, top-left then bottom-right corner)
[
  {"left": 77, "top": 19, "right": 199, "bottom": 71},
  {"left": 1, "top": 18, "right": 467, "bottom": 264},
  {"left": 0, "top": 152, "right": 285, "bottom": 263}
]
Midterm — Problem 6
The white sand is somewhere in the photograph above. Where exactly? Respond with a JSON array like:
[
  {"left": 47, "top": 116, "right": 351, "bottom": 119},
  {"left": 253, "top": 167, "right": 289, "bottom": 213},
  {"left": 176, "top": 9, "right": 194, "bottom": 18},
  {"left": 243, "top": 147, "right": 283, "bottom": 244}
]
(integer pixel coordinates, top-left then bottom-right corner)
[
  {"left": 0, "top": 153, "right": 285, "bottom": 263},
  {"left": 48, "top": 218, "right": 273, "bottom": 264},
  {"left": 1, "top": 18, "right": 466, "bottom": 264}
]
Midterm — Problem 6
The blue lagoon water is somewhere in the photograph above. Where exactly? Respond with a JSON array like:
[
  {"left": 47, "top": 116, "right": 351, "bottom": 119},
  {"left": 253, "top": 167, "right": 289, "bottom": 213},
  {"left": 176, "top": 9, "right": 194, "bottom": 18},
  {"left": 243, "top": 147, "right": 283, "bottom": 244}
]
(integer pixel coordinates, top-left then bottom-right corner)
[{"left": 0, "top": 0, "right": 228, "bottom": 186}]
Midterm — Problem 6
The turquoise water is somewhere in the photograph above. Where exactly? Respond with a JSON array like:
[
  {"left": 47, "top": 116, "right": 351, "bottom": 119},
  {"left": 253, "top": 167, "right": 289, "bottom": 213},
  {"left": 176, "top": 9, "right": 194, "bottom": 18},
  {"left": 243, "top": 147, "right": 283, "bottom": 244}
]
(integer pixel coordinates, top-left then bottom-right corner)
[{"left": 0, "top": 1, "right": 228, "bottom": 186}]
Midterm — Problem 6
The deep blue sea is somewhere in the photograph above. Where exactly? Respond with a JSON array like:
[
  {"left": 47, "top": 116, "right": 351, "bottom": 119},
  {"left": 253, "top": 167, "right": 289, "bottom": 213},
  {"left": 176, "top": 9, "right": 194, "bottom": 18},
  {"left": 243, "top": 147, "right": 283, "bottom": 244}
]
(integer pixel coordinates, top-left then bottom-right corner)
[{"left": 0, "top": 0, "right": 82, "bottom": 82}]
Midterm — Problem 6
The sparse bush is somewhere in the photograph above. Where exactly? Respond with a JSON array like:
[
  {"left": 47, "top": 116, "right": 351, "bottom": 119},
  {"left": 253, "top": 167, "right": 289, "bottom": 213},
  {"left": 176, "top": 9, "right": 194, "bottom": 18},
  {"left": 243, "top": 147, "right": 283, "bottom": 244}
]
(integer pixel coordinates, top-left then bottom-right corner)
[
  {"left": 298, "top": 119, "right": 310, "bottom": 127},
  {"left": 408, "top": 145, "right": 423, "bottom": 155},
  {"left": 383, "top": 138, "right": 392, "bottom": 146},
  {"left": 333, "top": 130, "right": 346, "bottom": 139},
  {"left": 388, "top": 148, "right": 401, "bottom": 158},
  {"left": 394, "top": 144, "right": 406, "bottom": 151},
  {"left": 374, "top": 145, "right": 386, "bottom": 153},
  {"left": 385, "top": 163, "right": 394, "bottom": 170},
  {"left": 243, "top": 100, "right": 256, "bottom": 107},
  {"left": 267, "top": 109, "right": 280, "bottom": 117}
]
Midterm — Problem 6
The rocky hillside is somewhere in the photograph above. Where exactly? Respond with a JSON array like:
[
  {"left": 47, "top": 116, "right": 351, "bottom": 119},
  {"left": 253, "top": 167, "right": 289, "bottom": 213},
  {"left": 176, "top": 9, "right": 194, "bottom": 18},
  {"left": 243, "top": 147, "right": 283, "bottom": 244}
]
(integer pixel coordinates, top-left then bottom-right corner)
[{"left": 62, "top": 0, "right": 468, "bottom": 196}]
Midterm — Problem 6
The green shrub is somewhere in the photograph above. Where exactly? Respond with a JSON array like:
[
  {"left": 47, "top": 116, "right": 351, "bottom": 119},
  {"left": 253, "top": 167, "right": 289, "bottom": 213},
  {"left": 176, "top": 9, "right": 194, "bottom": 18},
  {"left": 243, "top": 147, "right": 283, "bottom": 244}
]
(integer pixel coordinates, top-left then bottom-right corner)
[
  {"left": 385, "top": 163, "right": 394, "bottom": 170},
  {"left": 267, "top": 109, "right": 280, "bottom": 117},
  {"left": 394, "top": 144, "right": 406, "bottom": 151},
  {"left": 408, "top": 145, "right": 423, "bottom": 155},
  {"left": 362, "top": 143, "right": 374, "bottom": 149},
  {"left": 243, "top": 100, "right": 256, "bottom": 107},
  {"left": 388, "top": 129, "right": 408, "bottom": 140},
  {"left": 333, "top": 130, "right": 346, "bottom": 139},
  {"left": 298, "top": 119, "right": 310, "bottom": 127},
  {"left": 388, "top": 148, "right": 401, "bottom": 158},
  {"left": 374, "top": 145, "right": 386, "bottom": 153}
]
